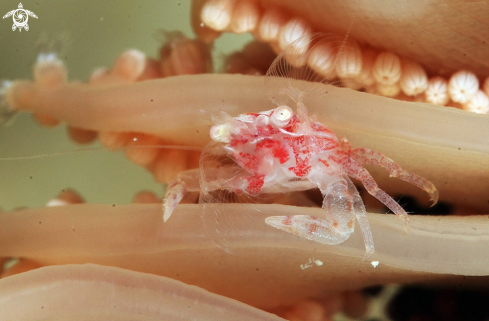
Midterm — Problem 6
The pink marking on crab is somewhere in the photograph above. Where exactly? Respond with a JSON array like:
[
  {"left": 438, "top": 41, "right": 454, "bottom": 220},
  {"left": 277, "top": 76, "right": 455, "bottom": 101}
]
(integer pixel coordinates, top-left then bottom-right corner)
[{"left": 163, "top": 86, "right": 438, "bottom": 259}]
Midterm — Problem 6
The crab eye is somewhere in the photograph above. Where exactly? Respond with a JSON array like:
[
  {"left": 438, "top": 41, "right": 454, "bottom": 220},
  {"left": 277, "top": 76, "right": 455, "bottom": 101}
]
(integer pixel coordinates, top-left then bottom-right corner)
[
  {"left": 271, "top": 106, "right": 293, "bottom": 127},
  {"left": 210, "top": 124, "right": 231, "bottom": 143}
]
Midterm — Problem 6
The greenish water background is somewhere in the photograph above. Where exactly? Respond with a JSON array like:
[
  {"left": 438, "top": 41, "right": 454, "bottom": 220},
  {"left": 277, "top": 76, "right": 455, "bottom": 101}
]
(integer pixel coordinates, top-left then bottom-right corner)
[{"left": 0, "top": 0, "right": 251, "bottom": 210}]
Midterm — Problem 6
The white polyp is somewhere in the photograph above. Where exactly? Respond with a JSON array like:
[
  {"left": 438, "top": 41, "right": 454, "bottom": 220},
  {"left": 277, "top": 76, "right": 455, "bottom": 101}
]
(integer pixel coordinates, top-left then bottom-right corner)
[
  {"left": 463, "top": 90, "right": 489, "bottom": 114},
  {"left": 399, "top": 60, "right": 428, "bottom": 96},
  {"left": 46, "top": 199, "right": 70, "bottom": 207},
  {"left": 335, "top": 41, "right": 363, "bottom": 78},
  {"left": 376, "top": 83, "right": 401, "bottom": 97},
  {"left": 168, "top": 39, "right": 210, "bottom": 76},
  {"left": 201, "top": 0, "right": 234, "bottom": 31},
  {"left": 230, "top": 0, "right": 260, "bottom": 34},
  {"left": 372, "top": 51, "right": 402, "bottom": 85},
  {"left": 355, "top": 48, "right": 377, "bottom": 87},
  {"left": 88, "top": 67, "right": 110, "bottom": 84},
  {"left": 258, "top": 7, "right": 287, "bottom": 42},
  {"left": 425, "top": 77, "right": 449, "bottom": 106},
  {"left": 307, "top": 42, "right": 336, "bottom": 79},
  {"left": 112, "top": 49, "right": 146, "bottom": 82},
  {"left": 448, "top": 70, "right": 479, "bottom": 104},
  {"left": 278, "top": 18, "right": 312, "bottom": 54},
  {"left": 482, "top": 76, "right": 489, "bottom": 97},
  {"left": 33, "top": 53, "right": 67, "bottom": 87}
]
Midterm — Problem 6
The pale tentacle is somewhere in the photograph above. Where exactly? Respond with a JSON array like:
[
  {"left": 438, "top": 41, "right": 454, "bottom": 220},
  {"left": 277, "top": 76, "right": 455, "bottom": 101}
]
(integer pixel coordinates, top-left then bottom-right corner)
[{"left": 350, "top": 147, "right": 439, "bottom": 205}]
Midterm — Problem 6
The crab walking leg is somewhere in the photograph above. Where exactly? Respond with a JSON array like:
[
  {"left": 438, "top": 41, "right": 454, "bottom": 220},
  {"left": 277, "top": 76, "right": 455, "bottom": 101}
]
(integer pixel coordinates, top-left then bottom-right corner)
[
  {"left": 266, "top": 179, "right": 357, "bottom": 247},
  {"left": 345, "top": 176, "right": 375, "bottom": 260},
  {"left": 337, "top": 155, "right": 410, "bottom": 230},
  {"left": 164, "top": 165, "right": 251, "bottom": 222},
  {"left": 163, "top": 169, "right": 200, "bottom": 222},
  {"left": 350, "top": 148, "right": 439, "bottom": 205}
]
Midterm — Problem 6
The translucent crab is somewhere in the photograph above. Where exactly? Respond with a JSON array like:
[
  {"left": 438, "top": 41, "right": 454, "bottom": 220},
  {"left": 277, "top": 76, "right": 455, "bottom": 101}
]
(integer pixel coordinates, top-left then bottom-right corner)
[{"left": 163, "top": 34, "right": 439, "bottom": 259}]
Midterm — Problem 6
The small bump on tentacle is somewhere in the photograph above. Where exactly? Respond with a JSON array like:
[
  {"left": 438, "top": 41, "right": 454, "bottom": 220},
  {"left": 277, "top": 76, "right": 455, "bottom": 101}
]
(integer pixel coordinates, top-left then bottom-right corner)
[
  {"left": 257, "top": 7, "right": 288, "bottom": 42},
  {"left": 354, "top": 47, "right": 378, "bottom": 87},
  {"left": 191, "top": 0, "right": 222, "bottom": 43},
  {"left": 372, "top": 51, "right": 402, "bottom": 85},
  {"left": 425, "top": 77, "right": 450, "bottom": 106},
  {"left": 463, "top": 89, "right": 489, "bottom": 114},
  {"left": 111, "top": 49, "right": 146, "bottom": 82},
  {"left": 307, "top": 41, "right": 337, "bottom": 80},
  {"left": 98, "top": 131, "right": 132, "bottom": 150},
  {"left": 200, "top": 0, "right": 234, "bottom": 31},
  {"left": 33, "top": 52, "right": 67, "bottom": 88},
  {"left": 158, "top": 32, "right": 212, "bottom": 76},
  {"left": 278, "top": 17, "right": 312, "bottom": 54},
  {"left": 46, "top": 189, "right": 85, "bottom": 207},
  {"left": 34, "top": 113, "right": 60, "bottom": 127},
  {"left": 448, "top": 70, "right": 479, "bottom": 104},
  {"left": 334, "top": 40, "right": 363, "bottom": 79},
  {"left": 67, "top": 126, "right": 98, "bottom": 145},
  {"left": 230, "top": 0, "right": 260, "bottom": 34},
  {"left": 88, "top": 67, "right": 110, "bottom": 84},
  {"left": 399, "top": 59, "right": 428, "bottom": 96}
]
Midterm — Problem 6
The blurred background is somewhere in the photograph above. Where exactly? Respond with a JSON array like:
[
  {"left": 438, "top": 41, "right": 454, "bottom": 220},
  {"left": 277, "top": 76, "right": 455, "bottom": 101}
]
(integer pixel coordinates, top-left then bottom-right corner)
[{"left": 0, "top": 0, "right": 251, "bottom": 210}]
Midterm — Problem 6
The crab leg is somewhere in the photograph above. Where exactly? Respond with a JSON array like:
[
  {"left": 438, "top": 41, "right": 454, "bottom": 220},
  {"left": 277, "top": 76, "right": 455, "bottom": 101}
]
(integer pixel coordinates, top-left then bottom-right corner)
[
  {"left": 163, "top": 168, "right": 201, "bottom": 222},
  {"left": 266, "top": 177, "right": 375, "bottom": 259},
  {"left": 344, "top": 176, "right": 375, "bottom": 260},
  {"left": 335, "top": 155, "right": 410, "bottom": 230},
  {"left": 266, "top": 179, "right": 352, "bottom": 246},
  {"left": 350, "top": 148, "right": 439, "bottom": 205},
  {"left": 267, "top": 177, "right": 375, "bottom": 260}
]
